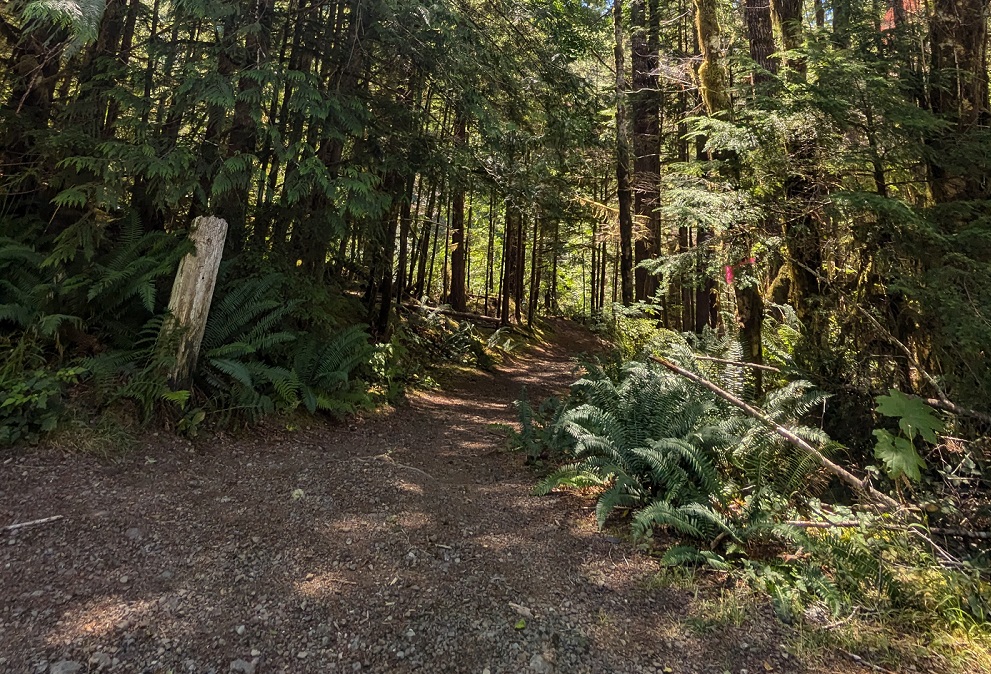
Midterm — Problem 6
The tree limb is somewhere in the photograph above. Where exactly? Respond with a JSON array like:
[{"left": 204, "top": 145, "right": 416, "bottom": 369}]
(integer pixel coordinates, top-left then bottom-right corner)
[
  {"left": 695, "top": 355, "right": 783, "bottom": 373},
  {"left": 786, "top": 520, "right": 991, "bottom": 539},
  {"left": 649, "top": 355, "right": 900, "bottom": 510},
  {"left": 855, "top": 305, "right": 948, "bottom": 401},
  {"left": 913, "top": 395, "right": 991, "bottom": 425}
]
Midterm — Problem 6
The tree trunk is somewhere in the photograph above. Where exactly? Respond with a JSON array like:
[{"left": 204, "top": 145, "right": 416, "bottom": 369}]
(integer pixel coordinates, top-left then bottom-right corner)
[
  {"left": 500, "top": 207, "right": 518, "bottom": 325},
  {"left": 744, "top": 0, "right": 778, "bottom": 83},
  {"left": 484, "top": 189, "right": 497, "bottom": 315},
  {"left": 614, "top": 0, "right": 636, "bottom": 306},
  {"left": 413, "top": 180, "right": 439, "bottom": 298},
  {"left": 631, "top": 0, "right": 661, "bottom": 302},
  {"left": 375, "top": 173, "right": 406, "bottom": 336},
  {"left": 216, "top": 0, "right": 275, "bottom": 253},
  {"left": 448, "top": 110, "right": 469, "bottom": 312},
  {"left": 527, "top": 215, "right": 541, "bottom": 325},
  {"left": 166, "top": 217, "right": 229, "bottom": 389},
  {"left": 928, "top": 0, "right": 990, "bottom": 201},
  {"left": 395, "top": 174, "right": 416, "bottom": 304},
  {"left": 770, "top": 0, "right": 805, "bottom": 77},
  {"left": 694, "top": 0, "right": 731, "bottom": 115}
]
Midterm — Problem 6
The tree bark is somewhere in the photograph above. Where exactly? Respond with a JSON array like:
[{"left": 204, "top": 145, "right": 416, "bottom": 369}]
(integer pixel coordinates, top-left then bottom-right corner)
[
  {"left": 448, "top": 110, "right": 469, "bottom": 312},
  {"left": 614, "top": 0, "right": 635, "bottom": 306},
  {"left": 770, "top": 0, "right": 805, "bottom": 77},
  {"left": 928, "top": 0, "right": 990, "bottom": 201},
  {"left": 631, "top": 0, "right": 661, "bottom": 302},
  {"left": 500, "top": 207, "right": 518, "bottom": 325},
  {"left": 167, "top": 217, "right": 229, "bottom": 389},
  {"left": 694, "top": 0, "right": 730, "bottom": 115},
  {"left": 744, "top": 0, "right": 778, "bottom": 83}
]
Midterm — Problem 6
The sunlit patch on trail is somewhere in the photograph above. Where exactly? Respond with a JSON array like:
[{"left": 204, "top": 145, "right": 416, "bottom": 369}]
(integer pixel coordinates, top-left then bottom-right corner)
[{"left": 45, "top": 597, "right": 157, "bottom": 646}]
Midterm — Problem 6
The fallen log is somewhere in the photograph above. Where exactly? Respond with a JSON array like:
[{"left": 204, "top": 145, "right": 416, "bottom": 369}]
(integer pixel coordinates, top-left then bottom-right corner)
[
  {"left": 399, "top": 301, "right": 503, "bottom": 326},
  {"left": 786, "top": 520, "right": 991, "bottom": 539}
]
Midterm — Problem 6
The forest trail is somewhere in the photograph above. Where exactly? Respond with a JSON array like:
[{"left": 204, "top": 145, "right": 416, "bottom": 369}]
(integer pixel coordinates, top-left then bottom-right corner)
[{"left": 1, "top": 320, "right": 847, "bottom": 674}]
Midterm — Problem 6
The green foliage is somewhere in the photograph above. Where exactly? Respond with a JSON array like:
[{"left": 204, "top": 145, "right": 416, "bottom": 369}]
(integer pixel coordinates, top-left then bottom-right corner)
[
  {"left": 367, "top": 310, "right": 503, "bottom": 402},
  {"left": 22, "top": 0, "right": 107, "bottom": 46},
  {"left": 873, "top": 430, "right": 926, "bottom": 483},
  {"left": 872, "top": 390, "right": 944, "bottom": 483},
  {"left": 532, "top": 357, "right": 735, "bottom": 534},
  {"left": 510, "top": 387, "right": 572, "bottom": 463},
  {"left": 524, "top": 338, "right": 991, "bottom": 646},
  {"left": 200, "top": 274, "right": 373, "bottom": 422},
  {"left": 0, "top": 365, "right": 84, "bottom": 445},
  {"left": 81, "top": 316, "right": 183, "bottom": 422},
  {"left": 876, "top": 389, "right": 944, "bottom": 444}
]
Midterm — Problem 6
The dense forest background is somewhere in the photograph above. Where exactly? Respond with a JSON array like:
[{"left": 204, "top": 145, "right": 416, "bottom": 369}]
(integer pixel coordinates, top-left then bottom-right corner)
[
  {"left": 3, "top": 0, "right": 991, "bottom": 665},
  {"left": 2, "top": 0, "right": 989, "bottom": 436}
]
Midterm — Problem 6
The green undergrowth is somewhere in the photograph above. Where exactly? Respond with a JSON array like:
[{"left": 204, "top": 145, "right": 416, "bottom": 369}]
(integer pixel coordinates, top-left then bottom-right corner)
[
  {"left": 0, "top": 227, "right": 511, "bottom": 455},
  {"left": 511, "top": 323, "right": 991, "bottom": 674}
]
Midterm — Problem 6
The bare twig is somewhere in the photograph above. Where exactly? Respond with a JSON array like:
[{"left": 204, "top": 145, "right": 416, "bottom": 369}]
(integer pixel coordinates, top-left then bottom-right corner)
[
  {"left": 3, "top": 515, "right": 64, "bottom": 533},
  {"left": 695, "top": 355, "right": 783, "bottom": 373},
  {"left": 855, "top": 305, "right": 948, "bottom": 401},
  {"left": 912, "top": 395, "right": 991, "bottom": 425},
  {"left": 354, "top": 454, "right": 436, "bottom": 481},
  {"left": 785, "top": 259, "right": 988, "bottom": 422},
  {"left": 821, "top": 607, "right": 859, "bottom": 630},
  {"left": 837, "top": 647, "right": 899, "bottom": 674}
]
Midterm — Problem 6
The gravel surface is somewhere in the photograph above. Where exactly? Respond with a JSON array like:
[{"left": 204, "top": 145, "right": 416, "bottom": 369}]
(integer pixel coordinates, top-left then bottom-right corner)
[{"left": 1, "top": 320, "right": 864, "bottom": 674}]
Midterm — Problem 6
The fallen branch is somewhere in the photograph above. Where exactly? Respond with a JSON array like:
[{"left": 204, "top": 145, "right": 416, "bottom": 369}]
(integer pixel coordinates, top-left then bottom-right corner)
[
  {"left": 654, "top": 360, "right": 960, "bottom": 564},
  {"left": 400, "top": 302, "right": 503, "bottom": 327},
  {"left": 837, "top": 647, "right": 899, "bottom": 674},
  {"left": 855, "top": 306, "right": 947, "bottom": 401},
  {"left": 354, "top": 454, "right": 436, "bottom": 481},
  {"left": 784, "top": 261, "right": 988, "bottom": 423},
  {"left": 3, "top": 515, "right": 64, "bottom": 533},
  {"left": 695, "top": 355, "right": 783, "bottom": 373},
  {"left": 650, "top": 355, "right": 900, "bottom": 510},
  {"left": 913, "top": 395, "right": 991, "bottom": 425},
  {"left": 786, "top": 520, "right": 991, "bottom": 540}
]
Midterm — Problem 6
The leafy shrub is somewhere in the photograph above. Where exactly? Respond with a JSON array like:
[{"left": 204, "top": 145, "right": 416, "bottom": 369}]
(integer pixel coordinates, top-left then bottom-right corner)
[
  {"left": 510, "top": 387, "right": 572, "bottom": 463},
  {"left": 528, "top": 341, "right": 829, "bottom": 540},
  {"left": 0, "top": 366, "right": 84, "bottom": 445},
  {"left": 199, "top": 274, "right": 374, "bottom": 422},
  {"left": 536, "top": 359, "right": 734, "bottom": 534}
]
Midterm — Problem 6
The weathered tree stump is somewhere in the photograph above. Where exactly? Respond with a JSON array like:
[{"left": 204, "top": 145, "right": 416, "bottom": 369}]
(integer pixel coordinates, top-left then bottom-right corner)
[{"left": 165, "top": 216, "right": 228, "bottom": 388}]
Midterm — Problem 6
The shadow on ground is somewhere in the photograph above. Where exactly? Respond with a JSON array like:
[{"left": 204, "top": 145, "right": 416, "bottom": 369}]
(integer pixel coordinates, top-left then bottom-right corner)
[{"left": 1, "top": 319, "right": 825, "bottom": 674}]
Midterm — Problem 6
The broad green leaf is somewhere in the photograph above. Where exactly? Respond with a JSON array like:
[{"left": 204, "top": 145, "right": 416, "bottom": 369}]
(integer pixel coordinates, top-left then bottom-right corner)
[
  {"left": 873, "top": 429, "right": 926, "bottom": 482},
  {"left": 875, "top": 389, "right": 943, "bottom": 443}
]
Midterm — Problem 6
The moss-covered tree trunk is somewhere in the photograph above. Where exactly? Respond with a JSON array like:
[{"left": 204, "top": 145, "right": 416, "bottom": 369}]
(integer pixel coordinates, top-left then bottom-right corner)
[
  {"left": 770, "top": 0, "right": 805, "bottom": 77},
  {"left": 694, "top": 0, "right": 730, "bottom": 116}
]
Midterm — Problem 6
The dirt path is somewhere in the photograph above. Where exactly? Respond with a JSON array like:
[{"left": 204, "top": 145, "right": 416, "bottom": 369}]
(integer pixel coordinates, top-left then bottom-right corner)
[{"left": 1, "top": 320, "right": 821, "bottom": 674}]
